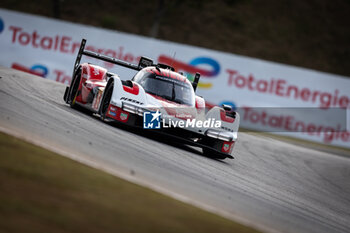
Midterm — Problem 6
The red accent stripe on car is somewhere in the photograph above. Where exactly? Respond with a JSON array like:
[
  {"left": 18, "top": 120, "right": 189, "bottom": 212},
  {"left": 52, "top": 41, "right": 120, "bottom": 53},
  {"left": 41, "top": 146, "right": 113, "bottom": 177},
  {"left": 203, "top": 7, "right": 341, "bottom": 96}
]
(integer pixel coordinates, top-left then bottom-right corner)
[
  {"left": 123, "top": 83, "right": 139, "bottom": 95},
  {"left": 220, "top": 109, "right": 235, "bottom": 123}
]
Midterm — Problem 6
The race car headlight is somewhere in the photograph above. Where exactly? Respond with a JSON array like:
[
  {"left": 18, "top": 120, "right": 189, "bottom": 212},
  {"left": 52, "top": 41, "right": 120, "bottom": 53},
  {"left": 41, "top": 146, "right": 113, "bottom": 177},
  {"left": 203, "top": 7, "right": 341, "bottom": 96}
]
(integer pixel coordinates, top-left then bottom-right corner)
[
  {"left": 123, "top": 103, "right": 146, "bottom": 116},
  {"left": 206, "top": 129, "right": 235, "bottom": 141},
  {"left": 218, "top": 132, "right": 233, "bottom": 141},
  {"left": 123, "top": 103, "right": 137, "bottom": 114},
  {"left": 206, "top": 130, "right": 220, "bottom": 139},
  {"left": 137, "top": 108, "right": 145, "bottom": 116}
]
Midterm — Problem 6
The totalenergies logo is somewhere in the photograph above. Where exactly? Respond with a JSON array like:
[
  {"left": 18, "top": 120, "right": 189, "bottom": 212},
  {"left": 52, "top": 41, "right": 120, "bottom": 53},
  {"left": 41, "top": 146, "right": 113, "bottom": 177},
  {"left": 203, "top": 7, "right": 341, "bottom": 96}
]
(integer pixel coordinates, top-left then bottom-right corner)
[{"left": 158, "top": 55, "right": 220, "bottom": 89}]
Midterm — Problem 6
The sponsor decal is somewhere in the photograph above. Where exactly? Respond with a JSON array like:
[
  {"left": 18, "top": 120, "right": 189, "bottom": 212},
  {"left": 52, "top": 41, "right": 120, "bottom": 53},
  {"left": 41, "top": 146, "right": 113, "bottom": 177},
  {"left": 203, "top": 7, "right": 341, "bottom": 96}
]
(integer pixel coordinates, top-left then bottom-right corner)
[
  {"left": 143, "top": 110, "right": 161, "bottom": 129},
  {"left": 108, "top": 110, "right": 116, "bottom": 116},
  {"left": 158, "top": 55, "right": 220, "bottom": 89},
  {"left": 240, "top": 107, "right": 350, "bottom": 143},
  {"left": 221, "top": 141, "right": 234, "bottom": 153},
  {"left": 120, "top": 112, "right": 128, "bottom": 121},
  {"left": 226, "top": 69, "right": 350, "bottom": 109},
  {"left": 223, "top": 144, "right": 229, "bottom": 151},
  {"left": 120, "top": 97, "right": 144, "bottom": 105},
  {"left": 108, "top": 105, "right": 117, "bottom": 117},
  {"left": 7, "top": 25, "right": 141, "bottom": 68},
  {"left": 221, "top": 126, "right": 234, "bottom": 132},
  {"left": 9, "top": 26, "right": 76, "bottom": 53}
]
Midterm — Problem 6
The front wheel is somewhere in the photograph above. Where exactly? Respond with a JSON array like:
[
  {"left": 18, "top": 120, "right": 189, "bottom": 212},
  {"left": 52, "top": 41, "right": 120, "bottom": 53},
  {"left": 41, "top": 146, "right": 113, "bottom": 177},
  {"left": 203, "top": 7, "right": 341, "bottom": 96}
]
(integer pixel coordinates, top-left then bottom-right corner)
[
  {"left": 99, "top": 81, "right": 114, "bottom": 120},
  {"left": 201, "top": 136, "right": 234, "bottom": 160},
  {"left": 202, "top": 148, "right": 227, "bottom": 160}
]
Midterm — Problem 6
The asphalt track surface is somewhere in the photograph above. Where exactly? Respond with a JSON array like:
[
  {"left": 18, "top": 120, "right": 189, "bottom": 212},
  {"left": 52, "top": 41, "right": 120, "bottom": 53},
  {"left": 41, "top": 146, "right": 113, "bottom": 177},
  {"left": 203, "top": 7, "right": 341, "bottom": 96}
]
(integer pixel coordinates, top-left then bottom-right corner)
[{"left": 1, "top": 67, "right": 350, "bottom": 233}]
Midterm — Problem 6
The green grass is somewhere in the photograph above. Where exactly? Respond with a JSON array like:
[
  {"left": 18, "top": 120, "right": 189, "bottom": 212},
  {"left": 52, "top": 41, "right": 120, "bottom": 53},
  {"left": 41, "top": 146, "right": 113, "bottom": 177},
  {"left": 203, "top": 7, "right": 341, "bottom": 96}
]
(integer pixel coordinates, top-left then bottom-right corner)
[{"left": 0, "top": 132, "right": 261, "bottom": 233}]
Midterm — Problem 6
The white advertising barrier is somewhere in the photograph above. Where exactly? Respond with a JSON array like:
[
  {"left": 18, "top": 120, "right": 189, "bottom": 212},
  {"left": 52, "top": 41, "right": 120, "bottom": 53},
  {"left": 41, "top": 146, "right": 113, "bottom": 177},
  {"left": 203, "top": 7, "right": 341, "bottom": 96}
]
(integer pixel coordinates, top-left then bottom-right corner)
[{"left": 0, "top": 9, "right": 349, "bottom": 148}]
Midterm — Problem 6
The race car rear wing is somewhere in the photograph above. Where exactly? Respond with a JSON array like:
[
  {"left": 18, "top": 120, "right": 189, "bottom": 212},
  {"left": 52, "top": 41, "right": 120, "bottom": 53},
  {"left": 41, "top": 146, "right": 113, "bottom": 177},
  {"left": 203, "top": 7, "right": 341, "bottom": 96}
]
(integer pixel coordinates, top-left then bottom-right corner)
[
  {"left": 72, "top": 39, "right": 154, "bottom": 76},
  {"left": 72, "top": 39, "right": 201, "bottom": 92}
]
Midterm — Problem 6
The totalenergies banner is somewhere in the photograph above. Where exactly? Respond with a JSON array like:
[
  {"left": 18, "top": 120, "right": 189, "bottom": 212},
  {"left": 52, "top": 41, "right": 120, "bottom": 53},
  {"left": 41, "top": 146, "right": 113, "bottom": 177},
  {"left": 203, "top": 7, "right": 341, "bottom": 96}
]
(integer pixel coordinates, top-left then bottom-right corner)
[{"left": 0, "top": 9, "right": 349, "bottom": 148}]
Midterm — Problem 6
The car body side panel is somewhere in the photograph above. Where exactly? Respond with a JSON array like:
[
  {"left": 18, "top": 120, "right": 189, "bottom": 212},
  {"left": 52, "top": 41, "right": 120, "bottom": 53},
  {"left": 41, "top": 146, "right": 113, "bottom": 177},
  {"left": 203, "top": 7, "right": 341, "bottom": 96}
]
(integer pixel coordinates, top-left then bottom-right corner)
[
  {"left": 82, "top": 63, "right": 107, "bottom": 81},
  {"left": 195, "top": 96, "right": 206, "bottom": 115},
  {"left": 109, "top": 76, "right": 148, "bottom": 109},
  {"left": 206, "top": 106, "right": 240, "bottom": 140},
  {"left": 75, "top": 63, "right": 108, "bottom": 104}
]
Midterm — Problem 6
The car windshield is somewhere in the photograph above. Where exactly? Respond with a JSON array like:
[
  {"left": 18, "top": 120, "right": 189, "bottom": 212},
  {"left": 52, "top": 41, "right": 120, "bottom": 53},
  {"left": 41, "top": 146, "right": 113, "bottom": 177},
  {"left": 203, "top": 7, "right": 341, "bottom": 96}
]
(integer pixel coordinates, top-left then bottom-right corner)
[{"left": 134, "top": 71, "right": 194, "bottom": 106}]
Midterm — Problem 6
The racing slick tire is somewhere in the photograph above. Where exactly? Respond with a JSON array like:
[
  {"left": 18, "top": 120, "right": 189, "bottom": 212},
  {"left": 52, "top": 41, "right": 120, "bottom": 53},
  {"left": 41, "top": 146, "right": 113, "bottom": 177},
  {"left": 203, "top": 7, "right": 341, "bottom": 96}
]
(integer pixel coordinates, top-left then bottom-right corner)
[
  {"left": 202, "top": 136, "right": 233, "bottom": 160},
  {"left": 202, "top": 147, "right": 228, "bottom": 160},
  {"left": 68, "top": 67, "right": 82, "bottom": 108},
  {"left": 99, "top": 80, "right": 114, "bottom": 120}
]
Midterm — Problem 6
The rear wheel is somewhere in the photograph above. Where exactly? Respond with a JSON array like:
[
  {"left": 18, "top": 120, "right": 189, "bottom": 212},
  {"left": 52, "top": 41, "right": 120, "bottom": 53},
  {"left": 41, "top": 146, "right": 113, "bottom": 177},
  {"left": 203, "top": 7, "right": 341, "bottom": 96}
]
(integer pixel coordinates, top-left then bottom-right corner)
[
  {"left": 68, "top": 68, "right": 81, "bottom": 108},
  {"left": 99, "top": 81, "right": 114, "bottom": 120}
]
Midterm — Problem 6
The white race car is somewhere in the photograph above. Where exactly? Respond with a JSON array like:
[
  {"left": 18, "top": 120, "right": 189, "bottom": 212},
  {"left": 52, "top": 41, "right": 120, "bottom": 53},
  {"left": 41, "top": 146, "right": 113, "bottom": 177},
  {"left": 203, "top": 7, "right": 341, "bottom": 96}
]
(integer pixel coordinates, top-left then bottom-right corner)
[{"left": 64, "top": 39, "right": 240, "bottom": 159}]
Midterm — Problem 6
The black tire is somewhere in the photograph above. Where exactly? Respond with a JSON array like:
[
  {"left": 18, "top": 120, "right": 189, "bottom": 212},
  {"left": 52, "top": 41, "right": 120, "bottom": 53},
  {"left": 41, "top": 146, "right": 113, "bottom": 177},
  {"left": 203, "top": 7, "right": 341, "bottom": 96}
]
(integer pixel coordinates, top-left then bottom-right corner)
[
  {"left": 68, "top": 68, "right": 81, "bottom": 108},
  {"left": 99, "top": 80, "right": 114, "bottom": 120},
  {"left": 202, "top": 147, "right": 227, "bottom": 160}
]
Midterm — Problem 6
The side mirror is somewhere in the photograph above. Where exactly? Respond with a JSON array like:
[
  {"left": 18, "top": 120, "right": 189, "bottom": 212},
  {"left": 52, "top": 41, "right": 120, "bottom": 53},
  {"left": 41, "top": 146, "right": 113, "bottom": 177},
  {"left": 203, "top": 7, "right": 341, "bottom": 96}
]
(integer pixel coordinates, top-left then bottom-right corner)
[
  {"left": 222, "top": 104, "right": 236, "bottom": 118},
  {"left": 222, "top": 104, "right": 232, "bottom": 112}
]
